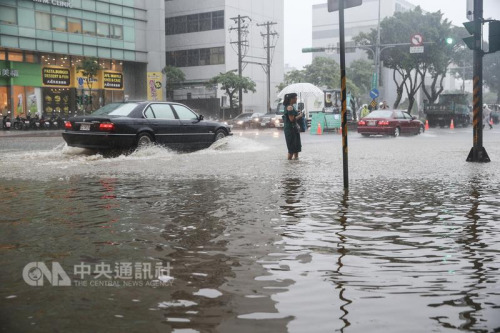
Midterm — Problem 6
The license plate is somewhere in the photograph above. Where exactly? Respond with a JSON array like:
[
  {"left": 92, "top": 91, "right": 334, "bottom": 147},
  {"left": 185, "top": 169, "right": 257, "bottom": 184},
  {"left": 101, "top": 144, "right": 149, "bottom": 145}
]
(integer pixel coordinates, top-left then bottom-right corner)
[
  {"left": 368, "top": 120, "right": 376, "bottom": 126},
  {"left": 6, "top": 122, "right": 11, "bottom": 128},
  {"left": 25, "top": 121, "right": 30, "bottom": 124},
  {"left": 80, "top": 124, "right": 90, "bottom": 131}
]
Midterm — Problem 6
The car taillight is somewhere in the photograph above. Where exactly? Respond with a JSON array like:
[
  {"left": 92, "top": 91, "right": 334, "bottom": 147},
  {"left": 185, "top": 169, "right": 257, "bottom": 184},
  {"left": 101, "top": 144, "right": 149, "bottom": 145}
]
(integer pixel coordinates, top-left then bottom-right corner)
[
  {"left": 99, "top": 123, "right": 115, "bottom": 131},
  {"left": 358, "top": 120, "right": 366, "bottom": 126},
  {"left": 378, "top": 120, "right": 389, "bottom": 126},
  {"left": 64, "top": 121, "right": 73, "bottom": 130}
]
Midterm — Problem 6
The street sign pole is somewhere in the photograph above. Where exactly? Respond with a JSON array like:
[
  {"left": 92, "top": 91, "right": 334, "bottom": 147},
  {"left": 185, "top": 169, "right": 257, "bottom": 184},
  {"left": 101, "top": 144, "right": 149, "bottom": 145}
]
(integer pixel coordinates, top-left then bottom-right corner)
[
  {"left": 339, "top": 0, "right": 349, "bottom": 189},
  {"left": 466, "top": 0, "right": 490, "bottom": 162}
]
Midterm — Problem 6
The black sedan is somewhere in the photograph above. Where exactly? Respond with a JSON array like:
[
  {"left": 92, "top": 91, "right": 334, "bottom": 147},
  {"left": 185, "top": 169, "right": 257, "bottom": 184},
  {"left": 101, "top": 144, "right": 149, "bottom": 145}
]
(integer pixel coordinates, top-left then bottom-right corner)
[{"left": 62, "top": 102, "right": 232, "bottom": 151}]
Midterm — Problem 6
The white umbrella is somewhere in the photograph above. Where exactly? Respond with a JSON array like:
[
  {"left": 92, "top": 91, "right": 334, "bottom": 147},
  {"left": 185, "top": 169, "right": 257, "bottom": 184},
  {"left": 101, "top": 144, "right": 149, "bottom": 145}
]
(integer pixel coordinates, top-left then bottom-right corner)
[
  {"left": 277, "top": 83, "right": 324, "bottom": 100},
  {"left": 277, "top": 83, "right": 325, "bottom": 112}
]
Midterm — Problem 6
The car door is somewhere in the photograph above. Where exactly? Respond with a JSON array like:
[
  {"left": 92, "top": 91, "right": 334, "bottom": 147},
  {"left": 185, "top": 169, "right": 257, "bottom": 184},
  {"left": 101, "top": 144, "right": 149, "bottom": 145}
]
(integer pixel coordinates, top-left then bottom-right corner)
[
  {"left": 394, "top": 111, "right": 410, "bottom": 134},
  {"left": 171, "top": 104, "right": 212, "bottom": 145},
  {"left": 146, "top": 103, "right": 182, "bottom": 145},
  {"left": 403, "top": 112, "right": 418, "bottom": 133}
]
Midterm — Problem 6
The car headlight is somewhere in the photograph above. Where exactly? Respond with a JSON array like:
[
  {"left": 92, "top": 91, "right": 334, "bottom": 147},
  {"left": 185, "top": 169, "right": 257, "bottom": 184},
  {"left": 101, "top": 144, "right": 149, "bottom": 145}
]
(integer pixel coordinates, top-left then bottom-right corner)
[
  {"left": 254, "top": 118, "right": 260, "bottom": 122},
  {"left": 237, "top": 121, "right": 243, "bottom": 125}
]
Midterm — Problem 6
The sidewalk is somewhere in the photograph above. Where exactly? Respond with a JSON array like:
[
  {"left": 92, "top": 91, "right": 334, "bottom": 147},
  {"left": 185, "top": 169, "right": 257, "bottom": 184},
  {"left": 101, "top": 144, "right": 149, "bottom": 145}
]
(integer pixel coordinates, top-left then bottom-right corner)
[{"left": 0, "top": 130, "right": 63, "bottom": 138}]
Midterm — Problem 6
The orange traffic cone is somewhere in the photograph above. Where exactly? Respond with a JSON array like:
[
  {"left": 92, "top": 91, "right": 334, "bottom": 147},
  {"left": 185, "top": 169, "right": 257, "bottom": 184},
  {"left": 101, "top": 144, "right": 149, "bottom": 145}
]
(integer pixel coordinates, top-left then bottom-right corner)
[
  {"left": 317, "top": 122, "right": 322, "bottom": 135},
  {"left": 450, "top": 119, "right": 455, "bottom": 129},
  {"left": 425, "top": 120, "right": 429, "bottom": 131}
]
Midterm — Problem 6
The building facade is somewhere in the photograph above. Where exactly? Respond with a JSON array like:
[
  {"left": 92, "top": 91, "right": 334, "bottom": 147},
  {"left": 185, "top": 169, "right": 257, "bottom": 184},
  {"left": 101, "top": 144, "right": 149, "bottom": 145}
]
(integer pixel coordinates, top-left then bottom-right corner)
[
  {"left": 0, "top": 0, "right": 166, "bottom": 118},
  {"left": 165, "top": 0, "right": 284, "bottom": 115}
]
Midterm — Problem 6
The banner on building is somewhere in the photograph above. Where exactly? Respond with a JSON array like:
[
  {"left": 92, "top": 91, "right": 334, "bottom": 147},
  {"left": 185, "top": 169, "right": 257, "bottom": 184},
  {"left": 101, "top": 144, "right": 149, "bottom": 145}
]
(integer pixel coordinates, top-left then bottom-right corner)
[
  {"left": 42, "top": 67, "right": 71, "bottom": 87},
  {"left": 73, "top": 69, "right": 101, "bottom": 90},
  {"left": 147, "top": 72, "right": 163, "bottom": 101}
]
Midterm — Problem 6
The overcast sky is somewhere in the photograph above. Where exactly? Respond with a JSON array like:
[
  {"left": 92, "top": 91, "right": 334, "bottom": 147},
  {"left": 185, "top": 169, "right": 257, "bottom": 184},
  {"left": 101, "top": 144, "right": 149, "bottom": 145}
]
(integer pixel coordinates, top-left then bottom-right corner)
[{"left": 284, "top": 0, "right": 500, "bottom": 69}]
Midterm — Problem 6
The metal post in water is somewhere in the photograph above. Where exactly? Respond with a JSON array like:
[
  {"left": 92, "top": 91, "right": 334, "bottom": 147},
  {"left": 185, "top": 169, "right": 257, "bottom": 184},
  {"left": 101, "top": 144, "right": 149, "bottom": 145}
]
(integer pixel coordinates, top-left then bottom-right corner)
[{"left": 339, "top": 0, "right": 349, "bottom": 188}]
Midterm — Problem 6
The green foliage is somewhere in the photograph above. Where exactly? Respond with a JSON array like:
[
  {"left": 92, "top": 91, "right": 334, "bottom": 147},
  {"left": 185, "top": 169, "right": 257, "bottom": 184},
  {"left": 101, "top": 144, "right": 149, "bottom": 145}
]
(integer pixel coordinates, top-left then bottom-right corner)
[
  {"left": 162, "top": 66, "right": 185, "bottom": 100},
  {"left": 277, "top": 69, "right": 307, "bottom": 91},
  {"left": 208, "top": 72, "right": 256, "bottom": 110},
  {"left": 303, "top": 57, "right": 340, "bottom": 88},
  {"left": 77, "top": 57, "right": 101, "bottom": 111},
  {"left": 354, "top": 7, "right": 463, "bottom": 110},
  {"left": 483, "top": 52, "right": 500, "bottom": 103},
  {"left": 347, "top": 59, "right": 373, "bottom": 101}
]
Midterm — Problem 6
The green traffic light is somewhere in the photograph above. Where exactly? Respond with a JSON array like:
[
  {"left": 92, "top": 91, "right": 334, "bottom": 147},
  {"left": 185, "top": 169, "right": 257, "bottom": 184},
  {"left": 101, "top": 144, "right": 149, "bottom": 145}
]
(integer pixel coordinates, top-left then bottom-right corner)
[{"left": 446, "top": 37, "right": 454, "bottom": 45}]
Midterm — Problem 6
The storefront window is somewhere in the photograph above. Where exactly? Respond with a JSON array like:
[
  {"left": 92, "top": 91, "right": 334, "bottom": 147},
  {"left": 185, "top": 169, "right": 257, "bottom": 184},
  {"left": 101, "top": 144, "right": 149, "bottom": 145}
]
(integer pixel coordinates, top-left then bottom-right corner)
[
  {"left": 68, "top": 18, "right": 82, "bottom": 34},
  {"left": 8, "top": 52, "right": 23, "bottom": 62},
  {"left": 36, "top": 12, "right": 51, "bottom": 30},
  {"left": 111, "top": 60, "right": 123, "bottom": 72},
  {"left": 82, "top": 20, "right": 96, "bottom": 36},
  {"left": 100, "top": 59, "right": 111, "bottom": 70},
  {"left": 0, "top": 87, "right": 8, "bottom": 116},
  {"left": 52, "top": 15, "right": 67, "bottom": 32},
  {"left": 0, "top": 5, "right": 17, "bottom": 25},
  {"left": 97, "top": 23, "right": 110, "bottom": 38}
]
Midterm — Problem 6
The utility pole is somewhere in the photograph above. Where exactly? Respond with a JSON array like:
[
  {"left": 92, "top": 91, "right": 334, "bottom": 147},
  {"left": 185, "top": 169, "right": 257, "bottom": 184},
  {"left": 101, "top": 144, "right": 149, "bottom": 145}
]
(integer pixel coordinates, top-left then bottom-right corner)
[
  {"left": 257, "top": 21, "right": 278, "bottom": 113},
  {"left": 230, "top": 15, "right": 250, "bottom": 113},
  {"left": 465, "top": 0, "right": 489, "bottom": 162},
  {"left": 374, "top": 0, "right": 381, "bottom": 91}
]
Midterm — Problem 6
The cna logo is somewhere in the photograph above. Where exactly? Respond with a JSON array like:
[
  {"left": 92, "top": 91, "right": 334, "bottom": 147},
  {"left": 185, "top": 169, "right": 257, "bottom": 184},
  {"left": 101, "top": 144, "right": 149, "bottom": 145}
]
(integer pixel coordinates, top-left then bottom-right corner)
[{"left": 22, "top": 262, "right": 71, "bottom": 287}]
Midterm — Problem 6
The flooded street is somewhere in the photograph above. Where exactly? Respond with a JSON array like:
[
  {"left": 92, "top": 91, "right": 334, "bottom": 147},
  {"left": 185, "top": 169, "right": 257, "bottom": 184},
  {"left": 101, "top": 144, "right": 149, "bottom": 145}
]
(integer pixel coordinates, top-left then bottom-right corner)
[{"left": 1, "top": 128, "right": 499, "bottom": 332}]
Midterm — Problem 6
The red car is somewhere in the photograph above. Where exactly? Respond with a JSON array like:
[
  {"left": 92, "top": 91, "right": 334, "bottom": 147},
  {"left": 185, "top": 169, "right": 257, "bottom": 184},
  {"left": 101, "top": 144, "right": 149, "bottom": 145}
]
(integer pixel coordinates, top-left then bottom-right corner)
[{"left": 357, "top": 110, "right": 425, "bottom": 137}]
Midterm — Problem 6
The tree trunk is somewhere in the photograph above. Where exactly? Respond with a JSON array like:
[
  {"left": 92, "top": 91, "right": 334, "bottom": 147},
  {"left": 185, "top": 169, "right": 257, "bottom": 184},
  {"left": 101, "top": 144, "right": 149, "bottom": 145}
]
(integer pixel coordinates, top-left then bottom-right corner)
[
  {"left": 422, "top": 71, "right": 445, "bottom": 105},
  {"left": 404, "top": 68, "right": 425, "bottom": 114},
  {"left": 392, "top": 69, "right": 406, "bottom": 109}
]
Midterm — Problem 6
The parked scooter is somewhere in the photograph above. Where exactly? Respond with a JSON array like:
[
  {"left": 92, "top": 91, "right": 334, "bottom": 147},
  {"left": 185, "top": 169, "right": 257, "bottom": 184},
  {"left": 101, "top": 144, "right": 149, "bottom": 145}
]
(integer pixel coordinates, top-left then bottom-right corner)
[{"left": 2, "top": 111, "right": 12, "bottom": 130}]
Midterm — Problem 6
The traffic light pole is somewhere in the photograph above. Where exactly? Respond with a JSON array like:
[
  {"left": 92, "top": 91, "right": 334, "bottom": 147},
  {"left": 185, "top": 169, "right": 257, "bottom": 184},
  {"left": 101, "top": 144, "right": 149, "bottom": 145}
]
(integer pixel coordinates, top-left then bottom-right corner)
[
  {"left": 339, "top": 0, "right": 349, "bottom": 189},
  {"left": 466, "top": 0, "right": 490, "bottom": 163}
]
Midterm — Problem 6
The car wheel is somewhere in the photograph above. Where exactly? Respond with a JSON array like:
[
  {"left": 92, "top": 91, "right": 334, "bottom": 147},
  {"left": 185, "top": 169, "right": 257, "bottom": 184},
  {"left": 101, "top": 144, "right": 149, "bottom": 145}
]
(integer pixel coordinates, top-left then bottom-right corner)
[
  {"left": 137, "top": 132, "right": 154, "bottom": 148},
  {"left": 215, "top": 129, "right": 227, "bottom": 141},
  {"left": 362, "top": 134, "right": 370, "bottom": 137},
  {"left": 393, "top": 127, "right": 400, "bottom": 137}
]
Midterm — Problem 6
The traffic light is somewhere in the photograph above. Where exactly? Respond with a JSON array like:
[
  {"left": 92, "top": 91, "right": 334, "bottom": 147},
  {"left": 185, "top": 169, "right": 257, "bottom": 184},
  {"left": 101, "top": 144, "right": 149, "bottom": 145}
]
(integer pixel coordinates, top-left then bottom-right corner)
[
  {"left": 445, "top": 37, "right": 454, "bottom": 45},
  {"left": 489, "top": 20, "right": 500, "bottom": 53},
  {"left": 463, "top": 21, "right": 478, "bottom": 50}
]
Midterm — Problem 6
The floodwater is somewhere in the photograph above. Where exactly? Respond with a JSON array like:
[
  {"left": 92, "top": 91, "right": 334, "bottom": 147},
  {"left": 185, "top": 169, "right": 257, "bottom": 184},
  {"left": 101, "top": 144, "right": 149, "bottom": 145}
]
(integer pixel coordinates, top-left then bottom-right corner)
[{"left": 0, "top": 129, "right": 499, "bottom": 332}]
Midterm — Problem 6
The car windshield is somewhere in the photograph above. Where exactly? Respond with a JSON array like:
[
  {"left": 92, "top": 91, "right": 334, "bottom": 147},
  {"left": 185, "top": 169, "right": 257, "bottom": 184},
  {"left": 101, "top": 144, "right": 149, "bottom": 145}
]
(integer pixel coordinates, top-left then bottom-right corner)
[
  {"left": 367, "top": 110, "right": 393, "bottom": 118},
  {"left": 91, "top": 103, "right": 139, "bottom": 116}
]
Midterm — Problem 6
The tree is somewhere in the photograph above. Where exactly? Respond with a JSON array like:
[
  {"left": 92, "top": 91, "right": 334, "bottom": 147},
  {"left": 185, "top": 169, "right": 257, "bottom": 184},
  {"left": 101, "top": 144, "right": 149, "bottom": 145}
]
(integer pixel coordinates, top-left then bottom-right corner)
[
  {"left": 208, "top": 72, "right": 256, "bottom": 111},
  {"left": 277, "top": 70, "right": 307, "bottom": 92},
  {"left": 77, "top": 57, "right": 101, "bottom": 112},
  {"left": 162, "top": 65, "right": 185, "bottom": 100},
  {"left": 449, "top": 26, "right": 473, "bottom": 94},
  {"left": 347, "top": 59, "right": 373, "bottom": 103},
  {"left": 354, "top": 7, "right": 458, "bottom": 112},
  {"left": 303, "top": 57, "right": 340, "bottom": 88},
  {"left": 483, "top": 52, "right": 500, "bottom": 103}
]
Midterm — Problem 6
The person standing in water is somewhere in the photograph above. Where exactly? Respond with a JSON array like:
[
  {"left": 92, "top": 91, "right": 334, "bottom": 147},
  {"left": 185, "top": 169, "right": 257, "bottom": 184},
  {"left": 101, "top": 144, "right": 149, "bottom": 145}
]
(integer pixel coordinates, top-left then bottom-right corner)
[{"left": 283, "top": 93, "right": 303, "bottom": 160}]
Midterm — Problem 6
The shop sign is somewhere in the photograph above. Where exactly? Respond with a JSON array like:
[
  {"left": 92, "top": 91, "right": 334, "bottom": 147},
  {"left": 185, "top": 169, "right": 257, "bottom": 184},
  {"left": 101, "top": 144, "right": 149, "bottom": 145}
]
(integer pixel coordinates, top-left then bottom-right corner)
[
  {"left": 103, "top": 72, "right": 123, "bottom": 90},
  {"left": 42, "top": 67, "right": 71, "bottom": 87},
  {"left": 1, "top": 69, "right": 19, "bottom": 78},
  {"left": 32, "top": 0, "right": 72, "bottom": 8},
  {"left": 147, "top": 72, "right": 163, "bottom": 101},
  {"left": 74, "top": 69, "right": 101, "bottom": 90}
]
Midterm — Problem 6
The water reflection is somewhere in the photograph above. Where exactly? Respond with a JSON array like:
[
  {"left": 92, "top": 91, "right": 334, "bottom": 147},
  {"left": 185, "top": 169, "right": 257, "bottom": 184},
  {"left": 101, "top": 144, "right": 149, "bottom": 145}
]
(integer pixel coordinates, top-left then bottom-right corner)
[{"left": 280, "top": 177, "right": 306, "bottom": 220}]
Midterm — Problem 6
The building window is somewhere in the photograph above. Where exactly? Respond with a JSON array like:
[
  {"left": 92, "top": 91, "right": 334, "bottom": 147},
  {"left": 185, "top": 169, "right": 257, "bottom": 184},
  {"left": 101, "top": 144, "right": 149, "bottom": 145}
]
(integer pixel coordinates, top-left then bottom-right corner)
[
  {"left": 97, "top": 22, "right": 110, "bottom": 38},
  {"left": 166, "top": 11, "right": 225, "bottom": 35},
  {"left": 36, "top": 12, "right": 51, "bottom": 30},
  {"left": 187, "top": 14, "right": 199, "bottom": 33},
  {"left": 52, "top": 15, "right": 67, "bottom": 32},
  {"left": 82, "top": 20, "right": 96, "bottom": 35},
  {"left": 212, "top": 11, "right": 224, "bottom": 30},
  {"left": 199, "top": 13, "right": 212, "bottom": 32},
  {"left": 0, "top": 6, "right": 17, "bottom": 25},
  {"left": 174, "top": 16, "right": 187, "bottom": 34},
  {"left": 166, "top": 17, "right": 175, "bottom": 35},
  {"left": 111, "top": 25, "right": 122, "bottom": 39},
  {"left": 210, "top": 47, "right": 224, "bottom": 65},
  {"left": 167, "top": 47, "right": 225, "bottom": 67},
  {"left": 8, "top": 52, "right": 23, "bottom": 62},
  {"left": 68, "top": 18, "right": 82, "bottom": 34}
]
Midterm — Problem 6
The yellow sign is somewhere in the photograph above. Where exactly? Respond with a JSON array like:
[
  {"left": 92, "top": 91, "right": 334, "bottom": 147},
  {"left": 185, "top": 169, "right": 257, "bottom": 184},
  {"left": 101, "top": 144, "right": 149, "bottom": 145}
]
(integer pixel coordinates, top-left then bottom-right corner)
[
  {"left": 147, "top": 72, "right": 163, "bottom": 101},
  {"left": 73, "top": 68, "right": 102, "bottom": 90}
]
